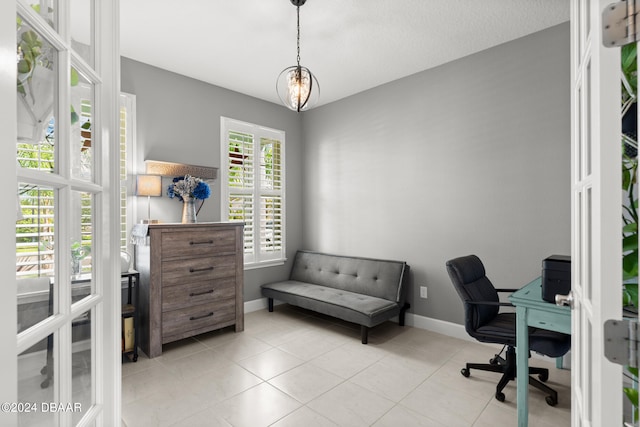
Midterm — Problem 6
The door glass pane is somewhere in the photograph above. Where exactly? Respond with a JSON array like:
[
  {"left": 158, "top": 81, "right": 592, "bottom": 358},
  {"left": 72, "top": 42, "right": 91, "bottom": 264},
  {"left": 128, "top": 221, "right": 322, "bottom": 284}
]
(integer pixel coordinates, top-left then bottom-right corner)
[
  {"left": 70, "top": 0, "right": 93, "bottom": 66},
  {"left": 17, "top": 183, "right": 56, "bottom": 331},
  {"left": 18, "top": 335, "right": 56, "bottom": 427},
  {"left": 16, "top": 184, "right": 56, "bottom": 278},
  {"left": 22, "top": 1, "right": 56, "bottom": 30},
  {"left": 585, "top": 0, "right": 591, "bottom": 39},
  {"left": 584, "top": 318, "right": 592, "bottom": 421},
  {"left": 585, "top": 186, "right": 592, "bottom": 301},
  {"left": 70, "top": 68, "right": 93, "bottom": 181},
  {"left": 577, "top": 191, "right": 582, "bottom": 287},
  {"left": 17, "top": 277, "right": 52, "bottom": 335},
  {"left": 70, "top": 191, "right": 93, "bottom": 295},
  {"left": 585, "top": 62, "right": 592, "bottom": 177},
  {"left": 577, "top": 85, "right": 582, "bottom": 180},
  {"left": 17, "top": 18, "right": 57, "bottom": 171},
  {"left": 71, "top": 309, "right": 92, "bottom": 425}
]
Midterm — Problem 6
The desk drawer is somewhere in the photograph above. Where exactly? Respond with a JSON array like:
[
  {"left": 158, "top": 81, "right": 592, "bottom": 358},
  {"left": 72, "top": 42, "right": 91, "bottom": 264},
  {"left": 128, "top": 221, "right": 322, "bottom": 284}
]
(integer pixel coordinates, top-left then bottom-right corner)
[
  {"left": 161, "top": 255, "right": 236, "bottom": 286},
  {"left": 162, "top": 277, "right": 236, "bottom": 312},
  {"left": 162, "top": 298, "right": 235, "bottom": 340},
  {"left": 526, "top": 308, "right": 571, "bottom": 335},
  {"left": 161, "top": 228, "right": 237, "bottom": 258}
]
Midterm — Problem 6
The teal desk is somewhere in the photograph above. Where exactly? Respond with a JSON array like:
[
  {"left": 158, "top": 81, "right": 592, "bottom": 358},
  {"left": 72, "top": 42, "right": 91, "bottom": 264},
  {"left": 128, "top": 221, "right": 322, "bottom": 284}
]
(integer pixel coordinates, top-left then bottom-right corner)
[{"left": 509, "top": 277, "right": 571, "bottom": 427}]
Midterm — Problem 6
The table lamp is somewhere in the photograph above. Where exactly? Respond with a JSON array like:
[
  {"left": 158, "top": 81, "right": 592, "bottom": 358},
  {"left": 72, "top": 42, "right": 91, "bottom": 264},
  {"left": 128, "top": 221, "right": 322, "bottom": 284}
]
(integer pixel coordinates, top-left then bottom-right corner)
[{"left": 136, "top": 174, "right": 162, "bottom": 223}]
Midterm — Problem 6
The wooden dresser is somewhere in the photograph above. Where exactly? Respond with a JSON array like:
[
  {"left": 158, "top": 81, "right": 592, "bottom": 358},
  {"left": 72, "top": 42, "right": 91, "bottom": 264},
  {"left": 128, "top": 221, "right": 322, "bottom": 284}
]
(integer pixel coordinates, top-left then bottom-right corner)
[{"left": 135, "top": 222, "right": 244, "bottom": 358}]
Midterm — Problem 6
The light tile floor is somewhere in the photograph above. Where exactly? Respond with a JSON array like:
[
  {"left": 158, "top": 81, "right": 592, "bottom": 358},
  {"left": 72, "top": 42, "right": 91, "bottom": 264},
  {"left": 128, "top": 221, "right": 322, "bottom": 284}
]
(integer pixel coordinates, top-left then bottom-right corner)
[{"left": 122, "top": 305, "right": 571, "bottom": 427}]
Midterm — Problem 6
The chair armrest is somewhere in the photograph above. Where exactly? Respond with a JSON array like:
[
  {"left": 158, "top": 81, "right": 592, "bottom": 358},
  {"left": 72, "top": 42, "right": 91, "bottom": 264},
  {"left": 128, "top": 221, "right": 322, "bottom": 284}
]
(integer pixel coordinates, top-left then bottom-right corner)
[{"left": 466, "top": 300, "right": 514, "bottom": 307}]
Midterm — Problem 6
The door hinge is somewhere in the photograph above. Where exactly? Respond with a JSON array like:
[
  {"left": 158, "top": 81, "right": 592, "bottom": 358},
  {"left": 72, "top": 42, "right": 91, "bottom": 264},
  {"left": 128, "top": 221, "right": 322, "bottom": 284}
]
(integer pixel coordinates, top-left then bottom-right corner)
[
  {"left": 603, "top": 0, "right": 639, "bottom": 47},
  {"left": 604, "top": 318, "right": 640, "bottom": 367}
]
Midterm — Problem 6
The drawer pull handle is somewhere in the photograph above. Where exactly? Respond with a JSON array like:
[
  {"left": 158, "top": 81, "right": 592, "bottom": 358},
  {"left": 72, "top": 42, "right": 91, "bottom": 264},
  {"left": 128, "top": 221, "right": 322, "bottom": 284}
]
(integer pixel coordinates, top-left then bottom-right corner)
[
  {"left": 189, "top": 266, "right": 214, "bottom": 273},
  {"left": 190, "top": 240, "right": 214, "bottom": 245},
  {"left": 189, "top": 289, "right": 214, "bottom": 297},
  {"left": 190, "top": 312, "right": 214, "bottom": 321}
]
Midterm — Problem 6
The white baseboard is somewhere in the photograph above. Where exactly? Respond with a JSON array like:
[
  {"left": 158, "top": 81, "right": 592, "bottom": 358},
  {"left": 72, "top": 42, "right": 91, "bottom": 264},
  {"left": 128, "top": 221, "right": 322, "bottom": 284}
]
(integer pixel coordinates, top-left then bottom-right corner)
[
  {"left": 404, "top": 312, "right": 473, "bottom": 342},
  {"left": 244, "top": 298, "right": 472, "bottom": 341},
  {"left": 243, "top": 298, "right": 565, "bottom": 365},
  {"left": 244, "top": 298, "right": 269, "bottom": 313},
  {"left": 244, "top": 297, "right": 284, "bottom": 314}
]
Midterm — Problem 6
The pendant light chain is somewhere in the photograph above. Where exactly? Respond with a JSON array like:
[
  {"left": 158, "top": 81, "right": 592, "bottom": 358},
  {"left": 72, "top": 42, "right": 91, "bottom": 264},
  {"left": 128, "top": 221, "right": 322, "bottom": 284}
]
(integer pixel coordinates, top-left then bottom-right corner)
[{"left": 296, "top": 5, "right": 301, "bottom": 67}]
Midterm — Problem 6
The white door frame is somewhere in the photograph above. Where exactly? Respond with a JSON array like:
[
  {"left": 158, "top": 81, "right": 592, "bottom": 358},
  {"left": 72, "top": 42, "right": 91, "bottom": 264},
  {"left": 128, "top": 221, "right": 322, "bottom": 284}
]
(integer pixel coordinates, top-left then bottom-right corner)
[
  {"left": 0, "top": 0, "right": 19, "bottom": 422},
  {"left": 571, "top": 0, "right": 623, "bottom": 425},
  {"left": 1, "top": 1, "right": 121, "bottom": 425}
]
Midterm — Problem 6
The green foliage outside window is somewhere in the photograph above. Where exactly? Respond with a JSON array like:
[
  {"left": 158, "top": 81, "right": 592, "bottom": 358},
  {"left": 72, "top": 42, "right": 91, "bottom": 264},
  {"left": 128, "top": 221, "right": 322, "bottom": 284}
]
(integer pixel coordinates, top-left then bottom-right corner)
[{"left": 621, "top": 42, "right": 639, "bottom": 421}]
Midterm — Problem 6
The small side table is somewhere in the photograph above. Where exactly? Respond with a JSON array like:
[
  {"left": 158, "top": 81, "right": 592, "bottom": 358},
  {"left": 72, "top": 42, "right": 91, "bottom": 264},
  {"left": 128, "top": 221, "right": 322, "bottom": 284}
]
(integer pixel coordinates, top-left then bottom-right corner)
[{"left": 122, "top": 270, "right": 140, "bottom": 362}]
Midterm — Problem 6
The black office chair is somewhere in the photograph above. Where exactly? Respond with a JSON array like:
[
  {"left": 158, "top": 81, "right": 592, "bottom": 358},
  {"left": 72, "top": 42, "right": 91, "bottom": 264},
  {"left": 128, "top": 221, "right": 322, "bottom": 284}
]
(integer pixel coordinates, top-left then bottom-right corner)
[{"left": 446, "top": 255, "right": 571, "bottom": 406}]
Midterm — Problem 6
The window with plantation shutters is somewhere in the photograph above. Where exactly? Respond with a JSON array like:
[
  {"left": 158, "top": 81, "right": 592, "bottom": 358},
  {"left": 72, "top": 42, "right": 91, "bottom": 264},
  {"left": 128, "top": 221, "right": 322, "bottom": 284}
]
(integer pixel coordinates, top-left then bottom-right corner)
[{"left": 221, "top": 117, "right": 286, "bottom": 266}]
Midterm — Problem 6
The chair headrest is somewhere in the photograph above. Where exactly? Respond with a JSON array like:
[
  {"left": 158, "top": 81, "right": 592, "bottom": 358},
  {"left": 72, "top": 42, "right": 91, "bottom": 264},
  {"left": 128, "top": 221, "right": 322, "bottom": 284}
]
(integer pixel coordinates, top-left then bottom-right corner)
[{"left": 446, "top": 255, "right": 486, "bottom": 285}]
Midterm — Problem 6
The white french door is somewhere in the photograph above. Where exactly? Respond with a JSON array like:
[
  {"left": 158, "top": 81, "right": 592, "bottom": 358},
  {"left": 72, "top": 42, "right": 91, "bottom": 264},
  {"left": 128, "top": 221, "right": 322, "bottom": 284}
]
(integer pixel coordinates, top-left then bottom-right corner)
[
  {"left": 2, "top": 1, "right": 121, "bottom": 426},
  {"left": 571, "top": 0, "right": 623, "bottom": 425}
]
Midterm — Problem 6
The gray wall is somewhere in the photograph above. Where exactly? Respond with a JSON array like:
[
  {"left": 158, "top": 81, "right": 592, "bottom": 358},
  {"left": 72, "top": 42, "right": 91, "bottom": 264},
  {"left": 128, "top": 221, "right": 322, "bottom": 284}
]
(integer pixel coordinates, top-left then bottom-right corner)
[
  {"left": 121, "top": 22, "right": 571, "bottom": 326},
  {"left": 121, "top": 58, "right": 303, "bottom": 301},
  {"left": 300, "top": 23, "right": 571, "bottom": 324}
]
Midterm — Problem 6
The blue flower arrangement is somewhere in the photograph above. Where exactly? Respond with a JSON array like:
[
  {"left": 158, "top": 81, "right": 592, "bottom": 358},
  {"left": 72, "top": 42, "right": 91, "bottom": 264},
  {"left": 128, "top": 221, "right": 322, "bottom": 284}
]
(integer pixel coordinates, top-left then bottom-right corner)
[{"left": 167, "top": 175, "right": 211, "bottom": 201}]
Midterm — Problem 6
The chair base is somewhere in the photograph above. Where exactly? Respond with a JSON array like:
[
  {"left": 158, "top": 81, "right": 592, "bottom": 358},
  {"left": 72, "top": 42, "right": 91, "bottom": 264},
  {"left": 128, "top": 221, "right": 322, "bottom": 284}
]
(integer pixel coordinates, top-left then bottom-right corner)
[{"left": 460, "top": 346, "right": 558, "bottom": 406}]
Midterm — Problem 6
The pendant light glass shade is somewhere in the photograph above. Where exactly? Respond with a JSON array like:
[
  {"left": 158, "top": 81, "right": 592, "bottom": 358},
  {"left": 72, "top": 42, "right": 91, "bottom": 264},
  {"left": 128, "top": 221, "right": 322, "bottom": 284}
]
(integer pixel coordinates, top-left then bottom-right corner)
[{"left": 276, "top": 65, "right": 320, "bottom": 112}]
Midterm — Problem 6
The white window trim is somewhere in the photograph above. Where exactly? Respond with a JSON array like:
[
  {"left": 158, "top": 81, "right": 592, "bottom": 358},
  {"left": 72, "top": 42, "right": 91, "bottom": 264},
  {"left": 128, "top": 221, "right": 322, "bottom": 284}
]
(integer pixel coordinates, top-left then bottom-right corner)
[
  {"left": 120, "top": 92, "right": 136, "bottom": 254},
  {"left": 220, "top": 117, "right": 286, "bottom": 268}
]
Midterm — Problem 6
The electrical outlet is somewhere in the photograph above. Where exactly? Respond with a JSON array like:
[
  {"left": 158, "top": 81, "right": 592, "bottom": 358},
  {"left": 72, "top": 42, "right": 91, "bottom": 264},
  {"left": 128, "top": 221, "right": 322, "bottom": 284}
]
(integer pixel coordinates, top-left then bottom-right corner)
[{"left": 420, "top": 286, "right": 428, "bottom": 299}]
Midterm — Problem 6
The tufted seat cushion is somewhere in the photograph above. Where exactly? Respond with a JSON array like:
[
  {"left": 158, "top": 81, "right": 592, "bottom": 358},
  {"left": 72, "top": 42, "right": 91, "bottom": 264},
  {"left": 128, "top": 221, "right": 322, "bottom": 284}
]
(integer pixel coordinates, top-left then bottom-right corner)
[{"left": 261, "top": 280, "right": 401, "bottom": 327}]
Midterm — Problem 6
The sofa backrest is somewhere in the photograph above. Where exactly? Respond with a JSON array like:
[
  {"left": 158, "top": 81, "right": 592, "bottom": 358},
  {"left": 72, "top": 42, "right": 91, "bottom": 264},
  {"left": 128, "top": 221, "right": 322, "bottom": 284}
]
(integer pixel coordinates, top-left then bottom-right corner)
[{"left": 289, "top": 250, "right": 408, "bottom": 302}]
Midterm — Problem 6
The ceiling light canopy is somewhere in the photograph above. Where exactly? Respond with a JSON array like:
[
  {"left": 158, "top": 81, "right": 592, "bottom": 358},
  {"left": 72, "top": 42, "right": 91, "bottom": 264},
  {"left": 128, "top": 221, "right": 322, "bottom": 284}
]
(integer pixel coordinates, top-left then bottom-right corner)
[{"left": 276, "top": 0, "right": 319, "bottom": 112}]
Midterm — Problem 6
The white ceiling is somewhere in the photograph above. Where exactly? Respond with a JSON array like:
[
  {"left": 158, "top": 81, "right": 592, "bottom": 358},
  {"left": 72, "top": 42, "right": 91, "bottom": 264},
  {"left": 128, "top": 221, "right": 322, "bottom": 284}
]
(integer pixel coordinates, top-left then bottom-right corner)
[{"left": 120, "top": 0, "right": 569, "bottom": 108}]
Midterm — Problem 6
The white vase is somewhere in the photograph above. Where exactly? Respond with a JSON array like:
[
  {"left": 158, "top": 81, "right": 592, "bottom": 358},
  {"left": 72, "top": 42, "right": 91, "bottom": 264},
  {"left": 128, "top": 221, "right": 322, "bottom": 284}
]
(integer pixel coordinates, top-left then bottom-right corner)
[
  {"left": 181, "top": 197, "right": 197, "bottom": 224},
  {"left": 71, "top": 258, "right": 81, "bottom": 278}
]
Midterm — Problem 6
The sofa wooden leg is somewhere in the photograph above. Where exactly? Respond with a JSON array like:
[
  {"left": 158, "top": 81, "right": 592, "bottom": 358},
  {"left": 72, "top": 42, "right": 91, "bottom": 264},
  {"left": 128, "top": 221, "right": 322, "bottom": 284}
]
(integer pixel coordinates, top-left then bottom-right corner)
[
  {"left": 361, "top": 326, "right": 369, "bottom": 344},
  {"left": 399, "top": 302, "right": 410, "bottom": 326},
  {"left": 268, "top": 298, "right": 273, "bottom": 312}
]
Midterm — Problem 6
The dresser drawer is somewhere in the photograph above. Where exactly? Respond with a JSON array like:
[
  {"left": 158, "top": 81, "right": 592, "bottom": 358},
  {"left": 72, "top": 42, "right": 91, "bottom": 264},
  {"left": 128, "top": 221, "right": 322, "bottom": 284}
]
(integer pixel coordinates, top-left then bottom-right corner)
[
  {"left": 161, "top": 254, "right": 236, "bottom": 286},
  {"left": 162, "top": 299, "right": 236, "bottom": 340},
  {"left": 161, "top": 228, "right": 237, "bottom": 259},
  {"left": 162, "top": 277, "right": 236, "bottom": 312}
]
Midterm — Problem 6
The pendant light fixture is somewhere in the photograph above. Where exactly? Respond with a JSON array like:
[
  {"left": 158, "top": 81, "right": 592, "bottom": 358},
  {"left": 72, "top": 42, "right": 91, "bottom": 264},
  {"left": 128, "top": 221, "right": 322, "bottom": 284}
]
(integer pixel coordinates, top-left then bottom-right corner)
[{"left": 276, "top": 0, "right": 319, "bottom": 112}]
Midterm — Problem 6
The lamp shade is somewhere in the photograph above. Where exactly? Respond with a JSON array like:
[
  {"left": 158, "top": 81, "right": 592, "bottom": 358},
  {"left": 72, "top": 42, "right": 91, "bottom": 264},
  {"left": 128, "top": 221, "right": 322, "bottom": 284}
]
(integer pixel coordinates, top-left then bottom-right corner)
[{"left": 135, "top": 175, "right": 162, "bottom": 197}]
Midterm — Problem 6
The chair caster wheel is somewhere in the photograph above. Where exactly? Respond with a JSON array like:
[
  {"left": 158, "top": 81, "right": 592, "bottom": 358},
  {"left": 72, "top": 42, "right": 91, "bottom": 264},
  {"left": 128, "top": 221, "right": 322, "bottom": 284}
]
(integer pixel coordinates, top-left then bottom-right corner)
[
  {"left": 133, "top": 354, "right": 138, "bottom": 362},
  {"left": 538, "top": 371, "right": 549, "bottom": 382},
  {"left": 461, "top": 368, "right": 470, "bottom": 378},
  {"left": 489, "top": 356, "right": 500, "bottom": 365},
  {"left": 545, "top": 395, "right": 557, "bottom": 406},
  {"left": 40, "top": 379, "right": 50, "bottom": 389},
  {"left": 495, "top": 392, "right": 506, "bottom": 402}
]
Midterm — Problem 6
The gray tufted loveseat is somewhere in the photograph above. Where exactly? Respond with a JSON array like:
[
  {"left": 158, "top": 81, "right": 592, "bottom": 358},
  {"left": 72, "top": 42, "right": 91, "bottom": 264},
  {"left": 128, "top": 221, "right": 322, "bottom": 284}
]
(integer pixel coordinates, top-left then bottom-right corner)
[{"left": 261, "top": 250, "right": 410, "bottom": 344}]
